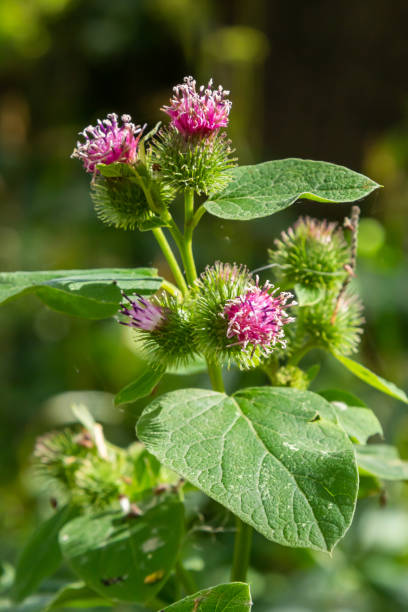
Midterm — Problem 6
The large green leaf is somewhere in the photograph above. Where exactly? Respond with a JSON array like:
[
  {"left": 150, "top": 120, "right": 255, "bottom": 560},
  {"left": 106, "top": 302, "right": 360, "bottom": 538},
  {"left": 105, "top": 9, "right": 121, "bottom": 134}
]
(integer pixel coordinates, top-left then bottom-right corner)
[
  {"left": 59, "top": 498, "right": 183, "bottom": 603},
  {"left": 356, "top": 445, "right": 408, "bottom": 480},
  {"left": 137, "top": 387, "right": 358, "bottom": 552},
  {"left": 115, "top": 365, "right": 165, "bottom": 406},
  {"left": 12, "top": 505, "right": 77, "bottom": 602},
  {"left": 162, "top": 582, "right": 252, "bottom": 611},
  {"left": 333, "top": 354, "right": 408, "bottom": 404},
  {"left": 0, "top": 268, "right": 161, "bottom": 319},
  {"left": 319, "top": 389, "right": 382, "bottom": 444},
  {"left": 204, "top": 159, "right": 380, "bottom": 220}
]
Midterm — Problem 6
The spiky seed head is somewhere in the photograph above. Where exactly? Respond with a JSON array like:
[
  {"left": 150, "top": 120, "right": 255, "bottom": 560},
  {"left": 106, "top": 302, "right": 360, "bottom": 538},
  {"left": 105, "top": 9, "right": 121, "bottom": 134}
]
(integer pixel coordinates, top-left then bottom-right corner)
[
  {"left": 268, "top": 216, "right": 350, "bottom": 290},
  {"left": 151, "top": 126, "right": 237, "bottom": 195},
  {"left": 298, "top": 288, "right": 364, "bottom": 355},
  {"left": 71, "top": 113, "right": 143, "bottom": 174},
  {"left": 162, "top": 76, "right": 231, "bottom": 138}
]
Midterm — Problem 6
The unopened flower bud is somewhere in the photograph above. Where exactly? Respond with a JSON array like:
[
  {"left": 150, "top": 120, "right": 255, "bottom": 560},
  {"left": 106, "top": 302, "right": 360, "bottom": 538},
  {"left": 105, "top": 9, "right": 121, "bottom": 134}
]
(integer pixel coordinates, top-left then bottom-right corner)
[
  {"left": 118, "top": 293, "right": 197, "bottom": 369},
  {"left": 298, "top": 288, "right": 364, "bottom": 356},
  {"left": 269, "top": 216, "right": 350, "bottom": 291}
]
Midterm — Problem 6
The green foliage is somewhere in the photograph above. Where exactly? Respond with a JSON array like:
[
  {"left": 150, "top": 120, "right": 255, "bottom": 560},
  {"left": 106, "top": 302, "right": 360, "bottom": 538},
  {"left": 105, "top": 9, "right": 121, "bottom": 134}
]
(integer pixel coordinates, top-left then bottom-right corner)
[
  {"left": 356, "top": 444, "right": 408, "bottom": 480},
  {"left": 45, "top": 582, "right": 112, "bottom": 610},
  {"left": 0, "top": 268, "right": 162, "bottom": 318},
  {"left": 11, "top": 506, "right": 77, "bottom": 603},
  {"left": 333, "top": 353, "right": 408, "bottom": 403},
  {"left": 162, "top": 582, "right": 252, "bottom": 611},
  {"left": 331, "top": 403, "right": 383, "bottom": 444},
  {"left": 152, "top": 127, "right": 237, "bottom": 195},
  {"left": 137, "top": 387, "right": 358, "bottom": 552},
  {"left": 204, "top": 159, "right": 381, "bottom": 220},
  {"left": 115, "top": 364, "right": 165, "bottom": 406},
  {"left": 59, "top": 497, "right": 184, "bottom": 603}
]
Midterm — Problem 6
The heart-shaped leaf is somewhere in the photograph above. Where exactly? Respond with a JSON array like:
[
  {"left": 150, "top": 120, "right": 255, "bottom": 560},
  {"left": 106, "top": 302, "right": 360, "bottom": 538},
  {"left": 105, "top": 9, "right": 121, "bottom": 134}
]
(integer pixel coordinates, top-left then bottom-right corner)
[
  {"left": 137, "top": 387, "right": 358, "bottom": 552},
  {"left": 204, "top": 159, "right": 380, "bottom": 220},
  {"left": 0, "top": 268, "right": 161, "bottom": 319},
  {"left": 161, "top": 582, "right": 252, "bottom": 611},
  {"left": 59, "top": 498, "right": 184, "bottom": 604},
  {"left": 332, "top": 354, "right": 408, "bottom": 404}
]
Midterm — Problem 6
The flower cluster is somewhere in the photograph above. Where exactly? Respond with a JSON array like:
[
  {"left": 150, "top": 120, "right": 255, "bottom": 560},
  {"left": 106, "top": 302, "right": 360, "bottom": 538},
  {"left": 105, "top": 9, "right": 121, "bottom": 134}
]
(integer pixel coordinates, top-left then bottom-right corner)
[
  {"left": 162, "top": 76, "right": 232, "bottom": 138},
  {"left": 71, "top": 113, "right": 143, "bottom": 174},
  {"left": 222, "top": 280, "right": 296, "bottom": 359}
]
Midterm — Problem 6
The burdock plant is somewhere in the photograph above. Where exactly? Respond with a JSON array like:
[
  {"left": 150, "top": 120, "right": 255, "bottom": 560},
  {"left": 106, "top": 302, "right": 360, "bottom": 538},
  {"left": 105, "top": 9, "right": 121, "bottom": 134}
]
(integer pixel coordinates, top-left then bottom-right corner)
[{"left": 3, "top": 76, "right": 408, "bottom": 611}]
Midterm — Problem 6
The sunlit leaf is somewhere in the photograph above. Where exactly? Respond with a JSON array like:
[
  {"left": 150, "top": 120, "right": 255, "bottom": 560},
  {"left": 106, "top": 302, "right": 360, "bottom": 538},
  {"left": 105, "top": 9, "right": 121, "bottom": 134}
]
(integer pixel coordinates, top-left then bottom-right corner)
[{"left": 204, "top": 159, "right": 380, "bottom": 220}]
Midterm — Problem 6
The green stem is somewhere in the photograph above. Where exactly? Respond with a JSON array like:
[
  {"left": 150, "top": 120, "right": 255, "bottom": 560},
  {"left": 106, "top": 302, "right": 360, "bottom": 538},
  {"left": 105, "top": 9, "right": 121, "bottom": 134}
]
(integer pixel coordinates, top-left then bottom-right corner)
[
  {"left": 152, "top": 227, "right": 188, "bottom": 296},
  {"left": 206, "top": 359, "right": 225, "bottom": 393},
  {"left": 287, "top": 340, "right": 318, "bottom": 366},
  {"left": 191, "top": 204, "right": 207, "bottom": 231},
  {"left": 180, "top": 189, "right": 197, "bottom": 284},
  {"left": 160, "top": 279, "right": 182, "bottom": 300},
  {"left": 175, "top": 560, "right": 197, "bottom": 595},
  {"left": 230, "top": 516, "right": 253, "bottom": 582},
  {"left": 161, "top": 188, "right": 253, "bottom": 584}
]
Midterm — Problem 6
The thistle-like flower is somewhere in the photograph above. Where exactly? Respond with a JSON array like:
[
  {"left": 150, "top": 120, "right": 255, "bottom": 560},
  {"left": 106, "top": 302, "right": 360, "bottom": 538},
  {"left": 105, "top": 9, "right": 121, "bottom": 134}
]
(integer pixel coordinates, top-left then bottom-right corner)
[
  {"left": 119, "top": 293, "right": 165, "bottom": 332},
  {"left": 71, "top": 113, "right": 143, "bottom": 173},
  {"left": 162, "top": 76, "right": 231, "bottom": 138},
  {"left": 269, "top": 216, "right": 350, "bottom": 290},
  {"left": 191, "top": 263, "right": 296, "bottom": 369},
  {"left": 222, "top": 280, "right": 297, "bottom": 359},
  {"left": 119, "top": 293, "right": 197, "bottom": 368}
]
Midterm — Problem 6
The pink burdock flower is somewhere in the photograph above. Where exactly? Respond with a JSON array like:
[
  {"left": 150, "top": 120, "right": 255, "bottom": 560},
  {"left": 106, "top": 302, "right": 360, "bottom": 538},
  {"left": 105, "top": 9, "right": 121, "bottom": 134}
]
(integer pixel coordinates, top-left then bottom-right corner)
[
  {"left": 71, "top": 113, "right": 143, "bottom": 173},
  {"left": 222, "top": 280, "right": 296, "bottom": 358},
  {"left": 162, "top": 76, "right": 231, "bottom": 137},
  {"left": 119, "top": 293, "right": 164, "bottom": 332}
]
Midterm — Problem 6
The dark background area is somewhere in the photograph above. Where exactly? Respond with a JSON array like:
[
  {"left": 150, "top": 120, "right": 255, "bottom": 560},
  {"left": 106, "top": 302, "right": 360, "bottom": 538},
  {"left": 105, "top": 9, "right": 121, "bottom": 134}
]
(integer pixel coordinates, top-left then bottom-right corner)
[{"left": 1, "top": 1, "right": 408, "bottom": 610}]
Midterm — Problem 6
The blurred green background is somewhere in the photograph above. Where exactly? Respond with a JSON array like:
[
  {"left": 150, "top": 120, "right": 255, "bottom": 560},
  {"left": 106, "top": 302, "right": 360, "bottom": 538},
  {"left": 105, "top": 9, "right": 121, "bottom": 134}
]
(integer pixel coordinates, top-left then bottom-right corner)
[{"left": 1, "top": 1, "right": 408, "bottom": 610}]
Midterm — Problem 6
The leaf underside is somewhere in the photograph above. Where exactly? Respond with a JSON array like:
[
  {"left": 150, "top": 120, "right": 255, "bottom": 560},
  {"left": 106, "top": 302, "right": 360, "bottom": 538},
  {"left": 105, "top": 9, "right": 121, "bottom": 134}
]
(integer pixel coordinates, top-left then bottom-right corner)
[{"left": 0, "top": 268, "right": 162, "bottom": 319}]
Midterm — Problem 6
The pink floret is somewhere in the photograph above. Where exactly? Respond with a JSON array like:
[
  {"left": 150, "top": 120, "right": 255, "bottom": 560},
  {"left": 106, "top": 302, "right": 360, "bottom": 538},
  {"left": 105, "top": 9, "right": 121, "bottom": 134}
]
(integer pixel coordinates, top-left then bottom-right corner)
[
  {"left": 162, "top": 76, "right": 231, "bottom": 137},
  {"left": 71, "top": 113, "right": 143, "bottom": 173},
  {"left": 222, "top": 279, "right": 296, "bottom": 357},
  {"left": 119, "top": 293, "right": 164, "bottom": 332}
]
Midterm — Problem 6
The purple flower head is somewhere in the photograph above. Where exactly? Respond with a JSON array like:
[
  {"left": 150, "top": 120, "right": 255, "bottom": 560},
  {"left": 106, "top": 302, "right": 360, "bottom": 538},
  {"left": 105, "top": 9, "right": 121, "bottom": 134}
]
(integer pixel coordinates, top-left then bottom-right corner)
[
  {"left": 71, "top": 113, "right": 144, "bottom": 174},
  {"left": 222, "top": 279, "right": 296, "bottom": 358},
  {"left": 162, "top": 76, "right": 232, "bottom": 137},
  {"left": 119, "top": 293, "right": 164, "bottom": 332}
]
